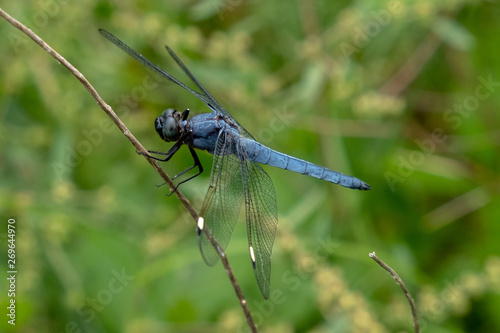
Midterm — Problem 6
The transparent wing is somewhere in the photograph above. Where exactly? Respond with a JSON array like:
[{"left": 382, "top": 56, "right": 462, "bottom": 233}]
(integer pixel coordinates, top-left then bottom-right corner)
[
  {"left": 199, "top": 129, "right": 279, "bottom": 299},
  {"left": 99, "top": 29, "right": 253, "bottom": 138},
  {"left": 243, "top": 160, "right": 278, "bottom": 299},
  {"left": 197, "top": 130, "right": 244, "bottom": 266}
]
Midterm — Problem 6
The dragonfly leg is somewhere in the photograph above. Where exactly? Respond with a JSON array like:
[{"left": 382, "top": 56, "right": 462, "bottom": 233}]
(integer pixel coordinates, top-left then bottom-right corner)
[
  {"left": 165, "top": 146, "right": 203, "bottom": 196},
  {"left": 139, "top": 143, "right": 204, "bottom": 195},
  {"left": 137, "top": 140, "right": 183, "bottom": 161}
]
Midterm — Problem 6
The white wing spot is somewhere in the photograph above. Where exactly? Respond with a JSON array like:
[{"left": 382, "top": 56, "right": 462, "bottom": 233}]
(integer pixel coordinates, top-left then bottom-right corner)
[
  {"left": 197, "top": 216, "right": 204, "bottom": 230},
  {"left": 249, "top": 246, "right": 256, "bottom": 263}
]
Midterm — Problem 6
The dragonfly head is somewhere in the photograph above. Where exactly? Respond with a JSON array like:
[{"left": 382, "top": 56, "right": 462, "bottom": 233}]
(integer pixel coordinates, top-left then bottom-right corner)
[{"left": 155, "top": 108, "right": 183, "bottom": 142}]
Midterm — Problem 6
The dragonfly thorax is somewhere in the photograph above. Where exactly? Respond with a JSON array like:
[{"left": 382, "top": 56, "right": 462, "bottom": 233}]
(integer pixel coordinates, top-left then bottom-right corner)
[{"left": 155, "top": 108, "right": 183, "bottom": 142}]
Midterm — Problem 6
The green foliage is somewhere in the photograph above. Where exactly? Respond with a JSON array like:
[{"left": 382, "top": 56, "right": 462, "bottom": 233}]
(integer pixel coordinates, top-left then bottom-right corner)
[{"left": 1, "top": 1, "right": 499, "bottom": 332}]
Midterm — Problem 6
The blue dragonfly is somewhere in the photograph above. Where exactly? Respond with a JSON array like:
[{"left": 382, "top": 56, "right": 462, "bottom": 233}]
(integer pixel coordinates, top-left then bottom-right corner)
[{"left": 99, "top": 30, "right": 371, "bottom": 299}]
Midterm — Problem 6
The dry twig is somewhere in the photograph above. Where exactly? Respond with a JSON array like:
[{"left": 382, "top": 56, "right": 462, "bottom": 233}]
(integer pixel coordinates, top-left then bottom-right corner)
[{"left": 369, "top": 252, "right": 420, "bottom": 333}]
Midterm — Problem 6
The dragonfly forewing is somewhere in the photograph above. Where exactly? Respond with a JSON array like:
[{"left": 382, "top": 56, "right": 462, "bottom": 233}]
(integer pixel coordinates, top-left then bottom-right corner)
[{"left": 198, "top": 130, "right": 244, "bottom": 266}]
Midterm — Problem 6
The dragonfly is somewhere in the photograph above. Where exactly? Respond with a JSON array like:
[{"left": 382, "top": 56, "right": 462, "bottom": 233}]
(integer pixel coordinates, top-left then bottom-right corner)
[{"left": 99, "top": 29, "right": 371, "bottom": 299}]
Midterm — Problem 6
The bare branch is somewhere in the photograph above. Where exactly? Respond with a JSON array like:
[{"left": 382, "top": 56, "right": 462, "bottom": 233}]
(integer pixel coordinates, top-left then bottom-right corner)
[
  {"left": 369, "top": 252, "right": 419, "bottom": 333},
  {"left": 0, "top": 7, "right": 257, "bottom": 332}
]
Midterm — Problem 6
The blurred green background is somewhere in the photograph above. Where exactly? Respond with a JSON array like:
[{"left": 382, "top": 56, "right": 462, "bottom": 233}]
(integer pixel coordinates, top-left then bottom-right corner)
[{"left": 1, "top": 1, "right": 499, "bottom": 332}]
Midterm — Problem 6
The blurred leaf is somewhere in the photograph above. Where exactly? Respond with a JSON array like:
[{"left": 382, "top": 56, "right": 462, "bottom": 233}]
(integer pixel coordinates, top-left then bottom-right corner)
[{"left": 433, "top": 17, "right": 476, "bottom": 51}]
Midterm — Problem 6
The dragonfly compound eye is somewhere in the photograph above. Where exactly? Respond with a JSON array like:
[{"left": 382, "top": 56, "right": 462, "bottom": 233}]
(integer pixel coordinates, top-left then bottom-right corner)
[{"left": 155, "top": 108, "right": 181, "bottom": 142}]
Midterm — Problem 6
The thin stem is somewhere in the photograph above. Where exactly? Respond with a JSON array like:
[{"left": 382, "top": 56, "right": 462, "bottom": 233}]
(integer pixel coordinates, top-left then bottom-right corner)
[
  {"left": 369, "top": 252, "right": 419, "bottom": 333},
  {"left": 0, "top": 7, "right": 257, "bottom": 332}
]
